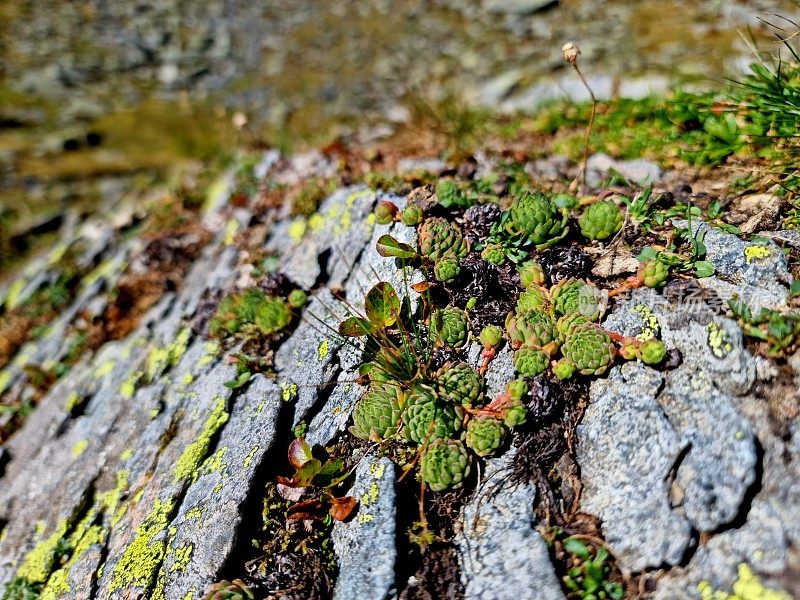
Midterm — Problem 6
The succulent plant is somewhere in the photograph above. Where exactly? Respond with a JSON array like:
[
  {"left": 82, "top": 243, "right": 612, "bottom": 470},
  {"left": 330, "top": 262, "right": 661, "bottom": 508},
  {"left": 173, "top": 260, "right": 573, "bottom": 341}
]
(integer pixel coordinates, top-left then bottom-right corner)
[
  {"left": 552, "top": 359, "right": 575, "bottom": 380},
  {"left": 553, "top": 192, "right": 579, "bottom": 210},
  {"left": 516, "top": 287, "right": 550, "bottom": 315},
  {"left": 550, "top": 279, "right": 601, "bottom": 320},
  {"left": 431, "top": 307, "right": 469, "bottom": 349},
  {"left": 434, "top": 257, "right": 461, "bottom": 283},
  {"left": 375, "top": 200, "right": 396, "bottom": 225},
  {"left": 503, "top": 400, "right": 527, "bottom": 428},
  {"left": 506, "top": 379, "right": 528, "bottom": 401},
  {"left": 418, "top": 217, "right": 469, "bottom": 261},
  {"left": 420, "top": 439, "right": 471, "bottom": 492},
  {"left": 506, "top": 311, "right": 557, "bottom": 349},
  {"left": 402, "top": 385, "right": 463, "bottom": 444},
  {"left": 479, "top": 324, "right": 503, "bottom": 349},
  {"left": 481, "top": 244, "right": 506, "bottom": 266},
  {"left": 639, "top": 259, "right": 669, "bottom": 288},
  {"left": 435, "top": 362, "right": 484, "bottom": 407},
  {"left": 637, "top": 339, "right": 666, "bottom": 364},
  {"left": 351, "top": 382, "right": 405, "bottom": 440},
  {"left": 287, "top": 289, "right": 307, "bottom": 308},
  {"left": 556, "top": 313, "right": 590, "bottom": 338},
  {"left": 578, "top": 200, "right": 623, "bottom": 241},
  {"left": 204, "top": 579, "right": 254, "bottom": 600},
  {"left": 504, "top": 191, "right": 568, "bottom": 249},
  {"left": 561, "top": 325, "right": 615, "bottom": 375},
  {"left": 519, "top": 260, "right": 546, "bottom": 288},
  {"left": 465, "top": 416, "right": 506, "bottom": 457},
  {"left": 514, "top": 347, "right": 549, "bottom": 377},
  {"left": 401, "top": 204, "right": 424, "bottom": 226}
]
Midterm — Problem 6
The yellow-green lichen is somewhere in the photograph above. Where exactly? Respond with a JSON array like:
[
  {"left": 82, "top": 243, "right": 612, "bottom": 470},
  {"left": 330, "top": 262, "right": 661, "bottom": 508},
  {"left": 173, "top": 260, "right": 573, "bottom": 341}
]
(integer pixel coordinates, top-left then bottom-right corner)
[
  {"left": 318, "top": 339, "right": 329, "bottom": 361},
  {"left": 4, "top": 279, "right": 26, "bottom": 310},
  {"left": 308, "top": 213, "right": 325, "bottom": 231},
  {"left": 120, "top": 448, "right": 134, "bottom": 461},
  {"left": 223, "top": 218, "right": 239, "bottom": 246},
  {"left": 180, "top": 372, "right": 194, "bottom": 387},
  {"left": 185, "top": 505, "right": 205, "bottom": 521},
  {"left": 65, "top": 391, "right": 81, "bottom": 412},
  {"left": 288, "top": 218, "right": 307, "bottom": 243},
  {"left": 184, "top": 589, "right": 197, "bottom": 600},
  {"left": 358, "top": 514, "right": 374, "bottom": 524},
  {"left": 200, "top": 446, "right": 228, "bottom": 476},
  {"left": 14, "top": 520, "right": 70, "bottom": 585},
  {"left": 744, "top": 245, "right": 771, "bottom": 264},
  {"left": 94, "top": 360, "right": 115, "bottom": 379},
  {"left": 172, "top": 396, "right": 230, "bottom": 484},
  {"left": 280, "top": 381, "right": 298, "bottom": 402},
  {"left": 146, "top": 328, "right": 192, "bottom": 382},
  {"left": 120, "top": 371, "right": 144, "bottom": 399},
  {"left": 40, "top": 518, "right": 105, "bottom": 600},
  {"left": 0, "top": 368, "right": 11, "bottom": 394},
  {"left": 707, "top": 321, "right": 733, "bottom": 358},
  {"left": 71, "top": 440, "right": 89, "bottom": 458},
  {"left": 698, "top": 563, "right": 790, "bottom": 600},
  {"left": 108, "top": 497, "right": 175, "bottom": 594},
  {"left": 198, "top": 342, "right": 220, "bottom": 367},
  {"left": 243, "top": 446, "right": 259, "bottom": 468},
  {"left": 632, "top": 304, "right": 660, "bottom": 341},
  {"left": 100, "top": 470, "right": 130, "bottom": 525},
  {"left": 81, "top": 258, "right": 123, "bottom": 288},
  {"left": 169, "top": 545, "right": 193, "bottom": 572}
]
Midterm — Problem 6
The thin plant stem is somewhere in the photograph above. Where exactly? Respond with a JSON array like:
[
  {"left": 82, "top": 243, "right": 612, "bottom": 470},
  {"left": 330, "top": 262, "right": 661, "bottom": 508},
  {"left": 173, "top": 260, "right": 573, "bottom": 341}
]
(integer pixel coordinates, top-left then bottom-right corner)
[{"left": 572, "top": 62, "right": 597, "bottom": 191}]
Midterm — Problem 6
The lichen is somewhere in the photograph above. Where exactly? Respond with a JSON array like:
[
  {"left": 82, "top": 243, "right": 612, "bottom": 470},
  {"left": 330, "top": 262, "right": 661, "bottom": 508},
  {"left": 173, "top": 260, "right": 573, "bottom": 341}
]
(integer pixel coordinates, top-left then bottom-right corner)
[
  {"left": 180, "top": 372, "right": 194, "bottom": 387},
  {"left": 280, "top": 381, "right": 298, "bottom": 402},
  {"left": 632, "top": 304, "right": 660, "bottom": 341},
  {"left": 169, "top": 545, "right": 193, "bottom": 572},
  {"left": 698, "top": 563, "right": 791, "bottom": 600},
  {"left": 40, "top": 517, "right": 105, "bottom": 600},
  {"left": 120, "top": 371, "right": 144, "bottom": 399},
  {"left": 4, "top": 278, "right": 26, "bottom": 310},
  {"left": 0, "top": 369, "right": 11, "bottom": 394},
  {"left": 744, "top": 245, "right": 771, "bottom": 264},
  {"left": 288, "top": 218, "right": 307, "bottom": 243},
  {"left": 243, "top": 446, "right": 259, "bottom": 468},
  {"left": 14, "top": 520, "right": 70, "bottom": 585},
  {"left": 108, "top": 497, "right": 176, "bottom": 594},
  {"left": 64, "top": 391, "right": 81, "bottom": 412},
  {"left": 71, "top": 440, "right": 89, "bottom": 458},
  {"left": 223, "top": 218, "right": 239, "bottom": 246},
  {"left": 93, "top": 360, "right": 115, "bottom": 379},
  {"left": 120, "top": 448, "right": 134, "bottom": 461},
  {"left": 198, "top": 342, "right": 220, "bottom": 367},
  {"left": 185, "top": 505, "right": 205, "bottom": 521},
  {"left": 317, "top": 339, "right": 329, "bottom": 361},
  {"left": 172, "top": 396, "right": 230, "bottom": 484},
  {"left": 200, "top": 446, "right": 228, "bottom": 476},
  {"left": 146, "top": 327, "right": 192, "bottom": 382},
  {"left": 707, "top": 321, "right": 733, "bottom": 358}
]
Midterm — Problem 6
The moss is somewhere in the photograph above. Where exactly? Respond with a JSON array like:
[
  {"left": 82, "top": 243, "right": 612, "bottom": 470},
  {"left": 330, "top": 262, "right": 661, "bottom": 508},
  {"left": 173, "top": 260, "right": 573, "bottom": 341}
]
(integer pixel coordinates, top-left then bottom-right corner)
[
  {"left": 172, "top": 396, "right": 230, "bottom": 484},
  {"left": 108, "top": 497, "right": 176, "bottom": 594},
  {"left": 744, "top": 245, "right": 771, "bottom": 264},
  {"left": 698, "top": 564, "right": 791, "bottom": 600},
  {"left": 71, "top": 440, "right": 89, "bottom": 458}
]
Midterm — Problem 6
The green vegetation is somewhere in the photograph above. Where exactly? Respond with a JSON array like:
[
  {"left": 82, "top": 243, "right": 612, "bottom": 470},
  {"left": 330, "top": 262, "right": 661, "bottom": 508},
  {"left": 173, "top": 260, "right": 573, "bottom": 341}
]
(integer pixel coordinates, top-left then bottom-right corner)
[{"left": 560, "top": 537, "right": 623, "bottom": 600}]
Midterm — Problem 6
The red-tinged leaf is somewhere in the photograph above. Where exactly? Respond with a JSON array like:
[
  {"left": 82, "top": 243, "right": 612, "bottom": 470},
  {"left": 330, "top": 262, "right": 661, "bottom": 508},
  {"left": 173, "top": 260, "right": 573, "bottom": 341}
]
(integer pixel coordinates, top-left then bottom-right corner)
[
  {"left": 365, "top": 282, "right": 400, "bottom": 328},
  {"left": 376, "top": 234, "right": 417, "bottom": 259},
  {"left": 410, "top": 281, "right": 431, "bottom": 293},
  {"left": 286, "top": 511, "right": 325, "bottom": 522},
  {"left": 338, "top": 316, "right": 373, "bottom": 337},
  {"left": 288, "top": 437, "right": 314, "bottom": 469},
  {"left": 329, "top": 496, "right": 359, "bottom": 522},
  {"left": 287, "top": 499, "right": 327, "bottom": 521}
]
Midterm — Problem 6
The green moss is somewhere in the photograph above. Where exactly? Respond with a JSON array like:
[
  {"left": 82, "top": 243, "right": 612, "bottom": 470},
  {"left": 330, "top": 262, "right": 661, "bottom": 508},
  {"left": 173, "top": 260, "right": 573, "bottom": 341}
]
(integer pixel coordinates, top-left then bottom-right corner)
[
  {"left": 172, "top": 396, "right": 229, "bottom": 484},
  {"left": 108, "top": 497, "right": 176, "bottom": 594}
]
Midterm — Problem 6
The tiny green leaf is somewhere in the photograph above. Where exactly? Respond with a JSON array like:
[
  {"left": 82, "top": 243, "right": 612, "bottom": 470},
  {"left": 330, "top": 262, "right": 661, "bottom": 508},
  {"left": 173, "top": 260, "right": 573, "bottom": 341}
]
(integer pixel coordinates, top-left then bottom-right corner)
[
  {"left": 564, "top": 538, "right": 591, "bottom": 560},
  {"left": 694, "top": 260, "right": 715, "bottom": 278},
  {"left": 376, "top": 234, "right": 417, "bottom": 259},
  {"left": 365, "top": 282, "right": 400, "bottom": 328}
]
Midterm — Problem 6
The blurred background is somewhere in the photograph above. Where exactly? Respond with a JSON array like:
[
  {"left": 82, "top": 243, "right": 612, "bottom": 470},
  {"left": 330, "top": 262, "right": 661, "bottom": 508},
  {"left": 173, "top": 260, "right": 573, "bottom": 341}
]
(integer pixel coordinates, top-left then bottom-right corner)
[{"left": 1, "top": 0, "right": 798, "bottom": 277}]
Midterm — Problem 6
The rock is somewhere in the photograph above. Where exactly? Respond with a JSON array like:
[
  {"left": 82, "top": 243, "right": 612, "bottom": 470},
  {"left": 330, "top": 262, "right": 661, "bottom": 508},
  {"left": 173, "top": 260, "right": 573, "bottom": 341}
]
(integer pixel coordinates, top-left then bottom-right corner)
[
  {"left": 577, "top": 362, "right": 692, "bottom": 572},
  {"left": 591, "top": 247, "right": 639, "bottom": 278},
  {"left": 396, "top": 158, "right": 446, "bottom": 175},
  {"left": 672, "top": 218, "right": 791, "bottom": 311},
  {"left": 456, "top": 451, "right": 563, "bottom": 599},
  {"left": 586, "top": 153, "right": 663, "bottom": 187},
  {"left": 332, "top": 456, "right": 396, "bottom": 600},
  {"left": 731, "top": 193, "right": 786, "bottom": 234}
]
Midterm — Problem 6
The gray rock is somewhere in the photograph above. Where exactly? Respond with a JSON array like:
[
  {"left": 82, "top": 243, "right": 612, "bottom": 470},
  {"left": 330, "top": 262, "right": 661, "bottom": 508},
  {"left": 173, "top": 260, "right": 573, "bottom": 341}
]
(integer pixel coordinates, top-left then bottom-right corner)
[
  {"left": 484, "top": 0, "right": 558, "bottom": 15},
  {"left": 457, "top": 451, "right": 563, "bottom": 600},
  {"left": 586, "top": 152, "right": 663, "bottom": 187},
  {"left": 332, "top": 456, "right": 396, "bottom": 600},
  {"left": 672, "top": 218, "right": 791, "bottom": 311},
  {"left": 577, "top": 362, "right": 692, "bottom": 573}
]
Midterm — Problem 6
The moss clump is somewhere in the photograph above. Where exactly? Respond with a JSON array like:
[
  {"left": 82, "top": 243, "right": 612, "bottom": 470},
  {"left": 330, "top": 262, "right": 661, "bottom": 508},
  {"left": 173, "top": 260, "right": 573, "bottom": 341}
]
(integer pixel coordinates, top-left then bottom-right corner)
[{"left": 209, "top": 290, "right": 291, "bottom": 340}]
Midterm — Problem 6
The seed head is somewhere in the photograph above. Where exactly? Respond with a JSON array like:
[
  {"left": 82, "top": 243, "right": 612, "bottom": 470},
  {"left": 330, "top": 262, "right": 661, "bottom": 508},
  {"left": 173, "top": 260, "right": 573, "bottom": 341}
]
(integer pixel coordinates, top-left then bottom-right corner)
[{"left": 562, "top": 42, "right": 581, "bottom": 65}]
